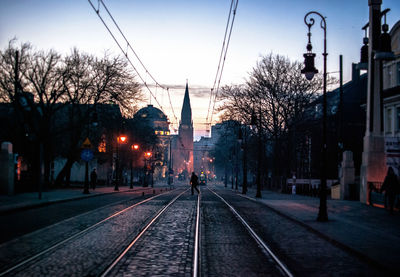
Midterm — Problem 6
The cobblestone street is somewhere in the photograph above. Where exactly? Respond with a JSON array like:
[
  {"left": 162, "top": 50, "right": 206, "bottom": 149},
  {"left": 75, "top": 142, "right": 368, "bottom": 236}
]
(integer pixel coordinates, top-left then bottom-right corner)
[{"left": 0, "top": 182, "right": 399, "bottom": 276}]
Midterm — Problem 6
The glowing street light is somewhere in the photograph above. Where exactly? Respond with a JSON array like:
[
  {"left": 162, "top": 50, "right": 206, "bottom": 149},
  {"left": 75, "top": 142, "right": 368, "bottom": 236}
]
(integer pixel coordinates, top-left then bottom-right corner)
[
  {"left": 130, "top": 144, "right": 140, "bottom": 189},
  {"left": 118, "top": 135, "right": 127, "bottom": 143},
  {"left": 115, "top": 134, "right": 128, "bottom": 191},
  {"left": 132, "top": 144, "right": 139, "bottom": 151},
  {"left": 144, "top": 151, "right": 153, "bottom": 187}
]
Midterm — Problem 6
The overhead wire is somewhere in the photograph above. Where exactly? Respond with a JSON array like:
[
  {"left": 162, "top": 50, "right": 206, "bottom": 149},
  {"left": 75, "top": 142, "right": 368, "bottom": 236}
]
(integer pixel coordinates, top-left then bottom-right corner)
[
  {"left": 87, "top": 0, "right": 179, "bottom": 128},
  {"left": 207, "top": 0, "right": 239, "bottom": 129},
  {"left": 206, "top": 0, "right": 234, "bottom": 124}
]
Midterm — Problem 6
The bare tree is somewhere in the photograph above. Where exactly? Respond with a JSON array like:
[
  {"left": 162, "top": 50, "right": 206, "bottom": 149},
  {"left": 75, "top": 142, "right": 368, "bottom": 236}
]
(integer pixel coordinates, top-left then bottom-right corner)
[
  {"left": 0, "top": 40, "right": 143, "bottom": 188},
  {"left": 55, "top": 49, "right": 142, "bottom": 185},
  {"left": 218, "top": 53, "right": 333, "bottom": 185}
]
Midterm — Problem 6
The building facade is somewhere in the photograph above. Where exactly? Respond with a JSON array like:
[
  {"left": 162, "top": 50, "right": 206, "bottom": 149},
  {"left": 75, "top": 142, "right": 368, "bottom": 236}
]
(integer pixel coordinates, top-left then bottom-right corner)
[
  {"left": 134, "top": 104, "right": 170, "bottom": 181},
  {"left": 382, "top": 20, "right": 400, "bottom": 175}
]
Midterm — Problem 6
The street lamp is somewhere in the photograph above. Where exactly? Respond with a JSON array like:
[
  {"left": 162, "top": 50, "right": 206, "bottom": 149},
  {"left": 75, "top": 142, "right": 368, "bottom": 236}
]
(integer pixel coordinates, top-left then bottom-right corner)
[
  {"left": 238, "top": 126, "right": 248, "bottom": 195},
  {"left": 130, "top": 144, "right": 140, "bottom": 189},
  {"left": 144, "top": 151, "right": 152, "bottom": 187},
  {"left": 115, "top": 134, "right": 127, "bottom": 191},
  {"left": 301, "top": 11, "right": 328, "bottom": 222},
  {"left": 251, "top": 108, "right": 262, "bottom": 198}
]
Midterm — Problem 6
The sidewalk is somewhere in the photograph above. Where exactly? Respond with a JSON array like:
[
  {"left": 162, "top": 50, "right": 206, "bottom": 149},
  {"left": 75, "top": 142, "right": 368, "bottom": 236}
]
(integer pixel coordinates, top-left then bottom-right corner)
[
  {"left": 0, "top": 184, "right": 166, "bottom": 215},
  {"left": 216, "top": 183, "right": 400, "bottom": 274}
]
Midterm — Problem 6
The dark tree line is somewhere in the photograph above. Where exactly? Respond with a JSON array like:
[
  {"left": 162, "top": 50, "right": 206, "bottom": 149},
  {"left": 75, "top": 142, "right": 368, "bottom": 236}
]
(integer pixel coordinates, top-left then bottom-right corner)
[{"left": 0, "top": 40, "right": 143, "bottom": 188}]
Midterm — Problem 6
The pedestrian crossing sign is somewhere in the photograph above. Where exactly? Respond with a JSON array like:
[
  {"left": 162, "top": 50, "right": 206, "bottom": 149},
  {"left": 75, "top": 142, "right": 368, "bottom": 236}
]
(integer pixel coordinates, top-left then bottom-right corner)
[{"left": 81, "top": 137, "right": 92, "bottom": 149}]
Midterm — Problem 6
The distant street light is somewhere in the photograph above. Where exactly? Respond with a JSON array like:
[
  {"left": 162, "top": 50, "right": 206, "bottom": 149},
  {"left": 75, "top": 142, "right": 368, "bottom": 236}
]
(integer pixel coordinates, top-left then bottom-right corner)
[
  {"left": 130, "top": 144, "right": 140, "bottom": 189},
  {"left": 144, "top": 151, "right": 153, "bottom": 187},
  {"left": 301, "top": 11, "right": 328, "bottom": 222},
  {"left": 115, "top": 134, "right": 128, "bottom": 191}
]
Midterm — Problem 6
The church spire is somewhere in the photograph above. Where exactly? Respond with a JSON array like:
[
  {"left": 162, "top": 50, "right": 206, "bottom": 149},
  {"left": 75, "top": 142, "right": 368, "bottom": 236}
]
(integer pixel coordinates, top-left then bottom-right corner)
[{"left": 181, "top": 80, "right": 192, "bottom": 126}]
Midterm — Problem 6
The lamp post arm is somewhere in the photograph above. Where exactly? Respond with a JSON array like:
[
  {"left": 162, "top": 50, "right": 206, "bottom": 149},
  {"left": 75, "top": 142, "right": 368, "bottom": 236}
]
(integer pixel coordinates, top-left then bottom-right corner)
[{"left": 304, "top": 10, "right": 328, "bottom": 222}]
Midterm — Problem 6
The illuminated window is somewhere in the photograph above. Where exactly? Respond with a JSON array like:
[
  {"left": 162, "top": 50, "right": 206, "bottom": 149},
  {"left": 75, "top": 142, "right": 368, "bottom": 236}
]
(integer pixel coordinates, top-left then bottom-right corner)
[
  {"left": 166, "top": 131, "right": 170, "bottom": 135},
  {"left": 155, "top": 131, "right": 158, "bottom": 135},
  {"left": 160, "top": 131, "right": 164, "bottom": 135},
  {"left": 98, "top": 135, "right": 106, "bottom": 152}
]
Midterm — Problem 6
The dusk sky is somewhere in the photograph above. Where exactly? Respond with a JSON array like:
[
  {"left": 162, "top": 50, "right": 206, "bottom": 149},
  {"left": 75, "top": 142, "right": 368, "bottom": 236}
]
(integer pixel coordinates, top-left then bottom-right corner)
[{"left": 1, "top": 0, "right": 399, "bottom": 140}]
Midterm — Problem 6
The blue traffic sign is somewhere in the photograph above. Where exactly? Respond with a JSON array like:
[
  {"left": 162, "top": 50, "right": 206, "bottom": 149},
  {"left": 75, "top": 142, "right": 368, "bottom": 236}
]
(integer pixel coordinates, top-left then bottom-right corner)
[{"left": 81, "top": 149, "right": 94, "bottom": 162}]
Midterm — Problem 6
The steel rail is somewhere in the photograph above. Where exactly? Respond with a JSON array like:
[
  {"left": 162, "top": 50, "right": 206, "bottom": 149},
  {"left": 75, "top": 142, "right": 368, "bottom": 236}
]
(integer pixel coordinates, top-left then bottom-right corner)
[
  {"left": 0, "top": 190, "right": 169, "bottom": 277},
  {"left": 193, "top": 189, "right": 201, "bottom": 277},
  {"left": 209, "top": 188, "right": 294, "bottom": 277},
  {"left": 100, "top": 189, "right": 188, "bottom": 277}
]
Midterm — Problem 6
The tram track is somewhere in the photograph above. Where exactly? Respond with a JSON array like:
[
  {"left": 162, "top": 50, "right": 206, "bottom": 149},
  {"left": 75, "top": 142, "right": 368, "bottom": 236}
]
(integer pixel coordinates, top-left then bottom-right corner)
[
  {"left": 208, "top": 187, "right": 294, "bottom": 277},
  {"left": 0, "top": 188, "right": 178, "bottom": 276},
  {"left": 101, "top": 188, "right": 201, "bottom": 276},
  {"left": 100, "top": 189, "right": 189, "bottom": 276}
]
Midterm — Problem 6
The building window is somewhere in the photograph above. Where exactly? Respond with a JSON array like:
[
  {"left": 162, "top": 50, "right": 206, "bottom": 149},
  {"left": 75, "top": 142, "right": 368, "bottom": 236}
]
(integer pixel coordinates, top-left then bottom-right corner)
[
  {"left": 397, "top": 62, "right": 400, "bottom": 86},
  {"left": 396, "top": 107, "right": 400, "bottom": 132},
  {"left": 386, "top": 107, "right": 393, "bottom": 133}
]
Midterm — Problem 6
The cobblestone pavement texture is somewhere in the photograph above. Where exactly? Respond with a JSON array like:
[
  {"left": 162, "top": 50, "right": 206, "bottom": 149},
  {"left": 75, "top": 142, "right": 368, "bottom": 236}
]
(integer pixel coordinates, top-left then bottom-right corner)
[
  {"left": 243, "top": 186, "right": 400, "bottom": 275},
  {"left": 2, "top": 189, "right": 184, "bottom": 276},
  {"left": 201, "top": 188, "right": 284, "bottom": 277},
  {"left": 0, "top": 188, "right": 162, "bottom": 244},
  {"left": 214, "top": 187, "right": 385, "bottom": 276},
  {"left": 107, "top": 191, "right": 197, "bottom": 276},
  {"left": 0, "top": 191, "right": 160, "bottom": 272}
]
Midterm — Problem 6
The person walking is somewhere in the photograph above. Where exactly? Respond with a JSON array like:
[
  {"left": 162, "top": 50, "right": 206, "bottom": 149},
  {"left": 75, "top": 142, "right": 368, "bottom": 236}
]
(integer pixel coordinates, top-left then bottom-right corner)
[
  {"left": 381, "top": 167, "right": 399, "bottom": 214},
  {"left": 190, "top": 172, "right": 200, "bottom": 195},
  {"left": 90, "top": 168, "right": 97, "bottom": 190}
]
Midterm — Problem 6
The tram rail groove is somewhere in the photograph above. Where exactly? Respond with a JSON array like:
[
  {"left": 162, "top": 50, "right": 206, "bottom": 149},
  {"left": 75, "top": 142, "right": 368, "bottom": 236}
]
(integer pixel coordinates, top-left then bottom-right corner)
[
  {"left": 0, "top": 190, "right": 171, "bottom": 277},
  {"left": 209, "top": 188, "right": 294, "bottom": 277},
  {"left": 193, "top": 189, "right": 201, "bottom": 277},
  {"left": 100, "top": 189, "right": 189, "bottom": 277}
]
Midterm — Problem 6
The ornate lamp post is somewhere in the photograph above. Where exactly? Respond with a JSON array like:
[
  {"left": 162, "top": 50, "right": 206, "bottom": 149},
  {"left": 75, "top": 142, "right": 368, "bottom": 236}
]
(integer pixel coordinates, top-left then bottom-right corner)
[
  {"left": 301, "top": 11, "right": 328, "bottom": 222},
  {"left": 115, "top": 135, "right": 127, "bottom": 191}
]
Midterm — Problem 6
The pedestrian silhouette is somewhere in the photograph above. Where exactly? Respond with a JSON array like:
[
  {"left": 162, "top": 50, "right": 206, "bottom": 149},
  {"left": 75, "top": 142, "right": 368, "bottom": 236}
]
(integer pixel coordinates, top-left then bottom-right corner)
[
  {"left": 190, "top": 172, "right": 200, "bottom": 195},
  {"left": 90, "top": 168, "right": 97, "bottom": 190},
  {"left": 381, "top": 167, "right": 399, "bottom": 214}
]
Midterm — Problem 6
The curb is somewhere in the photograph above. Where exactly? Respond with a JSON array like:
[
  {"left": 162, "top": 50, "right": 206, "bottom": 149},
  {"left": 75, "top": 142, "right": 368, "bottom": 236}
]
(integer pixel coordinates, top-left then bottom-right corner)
[{"left": 0, "top": 187, "right": 158, "bottom": 216}]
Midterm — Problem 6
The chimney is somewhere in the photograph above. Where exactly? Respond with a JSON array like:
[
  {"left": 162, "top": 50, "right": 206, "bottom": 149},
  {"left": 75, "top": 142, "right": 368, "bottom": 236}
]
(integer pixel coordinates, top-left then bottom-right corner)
[{"left": 352, "top": 63, "right": 360, "bottom": 82}]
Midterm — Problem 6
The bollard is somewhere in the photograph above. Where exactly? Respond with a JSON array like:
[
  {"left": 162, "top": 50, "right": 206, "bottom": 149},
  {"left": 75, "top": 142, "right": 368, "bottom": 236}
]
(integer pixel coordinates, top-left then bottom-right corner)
[
  {"left": 142, "top": 192, "right": 144, "bottom": 196},
  {"left": 153, "top": 189, "right": 155, "bottom": 194}
]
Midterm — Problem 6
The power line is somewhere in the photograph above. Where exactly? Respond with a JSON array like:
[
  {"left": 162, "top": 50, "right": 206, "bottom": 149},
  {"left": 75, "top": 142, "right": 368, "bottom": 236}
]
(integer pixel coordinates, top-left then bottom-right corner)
[
  {"left": 207, "top": 0, "right": 239, "bottom": 129},
  {"left": 206, "top": 0, "right": 235, "bottom": 123},
  {"left": 87, "top": 0, "right": 179, "bottom": 127}
]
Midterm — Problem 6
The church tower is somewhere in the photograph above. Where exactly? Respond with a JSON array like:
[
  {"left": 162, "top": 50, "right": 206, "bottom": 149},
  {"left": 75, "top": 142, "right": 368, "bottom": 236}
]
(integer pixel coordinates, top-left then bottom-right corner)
[{"left": 176, "top": 81, "right": 194, "bottom": 176}]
